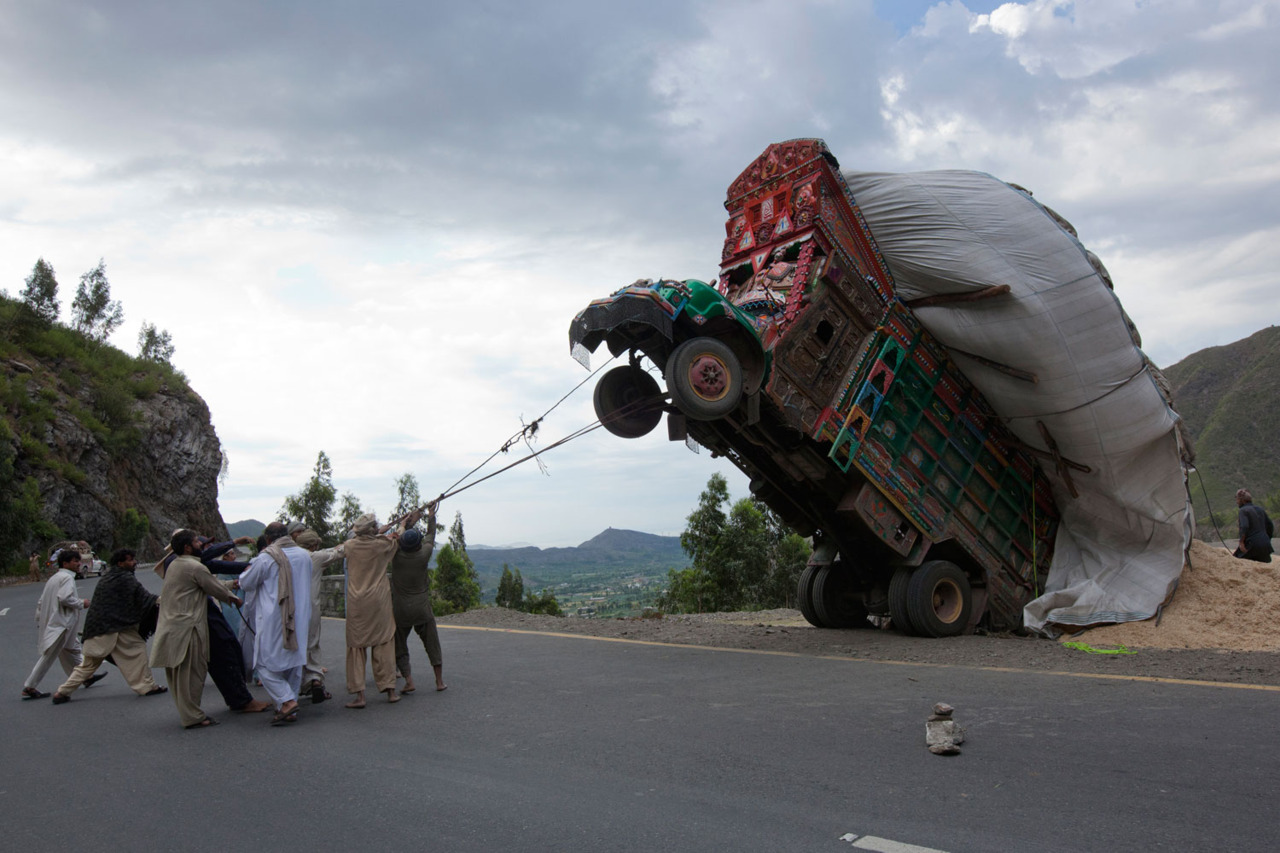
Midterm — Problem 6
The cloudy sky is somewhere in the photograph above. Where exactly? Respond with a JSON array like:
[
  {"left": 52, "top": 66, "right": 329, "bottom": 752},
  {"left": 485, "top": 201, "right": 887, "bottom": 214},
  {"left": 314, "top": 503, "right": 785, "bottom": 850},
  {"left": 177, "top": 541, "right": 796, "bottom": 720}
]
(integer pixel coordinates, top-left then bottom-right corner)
[{"left": 2, "top": 1, "right": 1276, "bottom": 547}]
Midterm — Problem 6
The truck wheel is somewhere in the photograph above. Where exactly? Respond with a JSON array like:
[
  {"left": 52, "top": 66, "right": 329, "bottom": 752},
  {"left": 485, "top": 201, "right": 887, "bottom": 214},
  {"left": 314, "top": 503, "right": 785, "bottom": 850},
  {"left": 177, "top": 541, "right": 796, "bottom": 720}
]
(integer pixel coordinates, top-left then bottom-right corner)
[
  {"left": 797, "top": 564, "right": 825, "bottom": 628},
  {"left": 666, "top": 337, "right": 743, "bottom": 421},
  {"left": 905, "top": 560, "right": 972, "bottom": 638},
  {"left": 812, "top": 565, "right": 872, "bottom": 629},
  {"left": 593, "top": 365, "right": 664, "bottom": 438},
  {"left": 888, "top": 567, "right": 918, "bottom": 636}
]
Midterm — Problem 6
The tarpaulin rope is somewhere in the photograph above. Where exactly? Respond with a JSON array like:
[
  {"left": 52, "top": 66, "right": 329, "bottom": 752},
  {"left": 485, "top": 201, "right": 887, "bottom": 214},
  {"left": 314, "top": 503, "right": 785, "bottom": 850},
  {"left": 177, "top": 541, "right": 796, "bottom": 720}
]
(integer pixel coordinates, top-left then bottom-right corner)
[
  {"left": 436, "top": 354, "right": 619, "bottom": 500},
  {"left": 1194, "top": 466, "right": 1232, "bottom": 554},
  {"left": 390, "top": 357, "right": 673, "bottom": 527}
]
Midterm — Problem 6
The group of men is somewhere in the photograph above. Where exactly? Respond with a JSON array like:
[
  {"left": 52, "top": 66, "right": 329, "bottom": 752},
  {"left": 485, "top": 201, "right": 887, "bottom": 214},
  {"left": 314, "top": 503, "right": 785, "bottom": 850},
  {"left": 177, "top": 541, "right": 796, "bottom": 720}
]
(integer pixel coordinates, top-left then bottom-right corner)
[{"left": 20, "top": 504, "right": 448, "bottom": 729}]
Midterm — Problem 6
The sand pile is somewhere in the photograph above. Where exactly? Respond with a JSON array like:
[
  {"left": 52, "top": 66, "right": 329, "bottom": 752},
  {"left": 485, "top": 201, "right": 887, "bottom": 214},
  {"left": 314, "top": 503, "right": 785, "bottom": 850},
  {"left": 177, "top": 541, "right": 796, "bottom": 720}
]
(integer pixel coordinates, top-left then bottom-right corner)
[{"left": 1066, "top": 539, "right": 1279, "bottom": 652}]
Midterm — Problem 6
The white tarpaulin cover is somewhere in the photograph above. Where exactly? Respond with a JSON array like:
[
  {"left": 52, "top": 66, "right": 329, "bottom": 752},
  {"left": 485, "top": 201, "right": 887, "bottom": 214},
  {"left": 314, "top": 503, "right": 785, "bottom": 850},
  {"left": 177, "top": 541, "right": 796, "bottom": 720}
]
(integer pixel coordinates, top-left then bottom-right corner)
[{"left": 842, "top": 169, "right": 1193, "bottom": 633}]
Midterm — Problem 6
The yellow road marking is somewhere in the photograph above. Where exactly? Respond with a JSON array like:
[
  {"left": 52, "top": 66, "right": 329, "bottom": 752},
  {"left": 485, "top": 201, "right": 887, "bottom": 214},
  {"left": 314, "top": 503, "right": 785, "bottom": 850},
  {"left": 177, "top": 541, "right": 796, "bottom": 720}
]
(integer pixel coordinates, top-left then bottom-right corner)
[{"left": 439, "top": 624, "right": 1280, "bottom": 692}]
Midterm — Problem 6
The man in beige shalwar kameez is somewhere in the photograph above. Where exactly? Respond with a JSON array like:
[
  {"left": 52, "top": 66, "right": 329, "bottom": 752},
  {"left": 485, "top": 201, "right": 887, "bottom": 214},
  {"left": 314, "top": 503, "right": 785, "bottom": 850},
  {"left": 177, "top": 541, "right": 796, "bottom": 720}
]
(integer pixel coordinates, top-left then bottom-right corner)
[
  {"left": 342, "top": 510, "right": 421, "bottom": 708},
  {"left": 149, "top": 530, "right": 243, "bottom": 728}
]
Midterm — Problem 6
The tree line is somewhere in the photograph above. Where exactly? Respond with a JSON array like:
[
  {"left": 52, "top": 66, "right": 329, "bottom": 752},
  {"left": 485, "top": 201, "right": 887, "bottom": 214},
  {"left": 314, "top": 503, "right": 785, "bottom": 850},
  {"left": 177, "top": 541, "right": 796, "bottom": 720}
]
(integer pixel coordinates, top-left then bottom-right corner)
[
  {"left": 276, "top": 450, "right": 491, "bottom": 617},
  {"left": 9, "top": 257, "right": 174, "bottom": 363}
]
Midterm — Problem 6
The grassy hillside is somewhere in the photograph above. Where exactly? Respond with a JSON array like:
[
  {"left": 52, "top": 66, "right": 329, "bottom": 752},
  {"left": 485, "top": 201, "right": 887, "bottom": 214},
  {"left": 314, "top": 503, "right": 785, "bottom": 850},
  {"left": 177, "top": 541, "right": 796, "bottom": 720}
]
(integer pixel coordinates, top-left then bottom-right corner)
[
  {"left": 466, "top": 528, "right": 686, "bottom": 595},
  {"left": 0, "top": 294, "right": 208, "bottom": 569},
  {"left": 1163, "top": 325, "right": 1280, "bottom": 536}
]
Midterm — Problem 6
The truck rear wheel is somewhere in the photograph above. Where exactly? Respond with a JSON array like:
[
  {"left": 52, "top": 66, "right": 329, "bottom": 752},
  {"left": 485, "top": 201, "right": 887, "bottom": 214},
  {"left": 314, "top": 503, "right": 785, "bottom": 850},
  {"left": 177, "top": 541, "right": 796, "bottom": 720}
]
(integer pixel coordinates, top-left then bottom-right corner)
[
  {"left": 797, "top": 564, "right": 824, "bottom": 627},
  {"left": 888, "top": 566, "right": 918, "bottom": 636},
  {"left": 905, "top": 560, "right": 972, "bottom": 638},
  {"left": 812, "top": 564, "right": 872, "bottom": 629},
  {"left": 666, "top": 337, "right": 743, "bottom": 421},
  {"left": 593, "top": 365, "right": 664, "bottom": 438}
]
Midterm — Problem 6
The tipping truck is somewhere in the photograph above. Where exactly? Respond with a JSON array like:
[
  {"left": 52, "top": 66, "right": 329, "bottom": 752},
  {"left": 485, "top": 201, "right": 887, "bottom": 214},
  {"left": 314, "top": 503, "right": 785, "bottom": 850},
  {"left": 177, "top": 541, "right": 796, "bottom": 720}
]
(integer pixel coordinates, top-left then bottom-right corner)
[{"left": 568, "top": 139, "right": 1060, "bottom": 636}]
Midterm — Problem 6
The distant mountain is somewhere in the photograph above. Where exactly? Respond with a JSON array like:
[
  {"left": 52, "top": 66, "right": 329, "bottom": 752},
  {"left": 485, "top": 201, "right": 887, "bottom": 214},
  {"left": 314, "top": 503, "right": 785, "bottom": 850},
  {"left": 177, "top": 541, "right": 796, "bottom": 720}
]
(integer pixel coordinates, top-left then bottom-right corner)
[
  {"left": 1163, "top": 325, "right": 1280, "bottom": 533},
  {"left": 465, "top": 527, "right": 686, "bottom": 593},
  {"left": 227, "top": 519, "right": 266, "bottom": 540}
]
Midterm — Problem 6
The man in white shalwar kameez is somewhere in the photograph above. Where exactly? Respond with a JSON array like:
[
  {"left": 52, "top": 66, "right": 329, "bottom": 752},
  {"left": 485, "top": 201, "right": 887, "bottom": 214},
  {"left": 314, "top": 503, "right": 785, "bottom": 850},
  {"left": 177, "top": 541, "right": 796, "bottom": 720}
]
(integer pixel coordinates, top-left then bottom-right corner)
[
  {"left": 21, "top": 550, "right": 93, "bottom": 699},
  {"left": 237, "top": 522, "right": 312, "bottom": 724}
]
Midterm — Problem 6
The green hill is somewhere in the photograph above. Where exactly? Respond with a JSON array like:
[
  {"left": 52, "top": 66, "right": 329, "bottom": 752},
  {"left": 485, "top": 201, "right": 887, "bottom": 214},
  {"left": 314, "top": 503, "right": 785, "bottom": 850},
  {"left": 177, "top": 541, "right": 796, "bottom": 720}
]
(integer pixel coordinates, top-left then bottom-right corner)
[
  {"left": 466, "top": 527, "right": 686, "bottom": 595},
  {"left": 1163, "top": 325, "right": 1280, "bottom": 536},
  {"left": 227, "top": 519, "right": 266, "bottom": 540}
]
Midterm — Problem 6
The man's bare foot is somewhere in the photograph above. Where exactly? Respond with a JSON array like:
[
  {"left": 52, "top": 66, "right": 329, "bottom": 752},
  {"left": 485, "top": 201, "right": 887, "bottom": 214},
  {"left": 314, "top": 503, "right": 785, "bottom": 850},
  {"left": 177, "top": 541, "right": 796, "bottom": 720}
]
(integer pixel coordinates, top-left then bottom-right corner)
[
  {"left": 436, "top": 682, "right": 448, "bottom": 691},
  {"left": 402, "top": 677, "right": 416, "bottom": 694},
  {"left": 345, "top": 691, "right": 366, "bottom": 709},
  {"left": 237, "top": 699, "right": 272, "bottom": 713},
  {"left": 279, "top": 699, "right": 299, "bottom": 716},
  {"left": 385, "top": 687, "right": 400, "bottom": 703},
  {"left": 434, "top": 665, "right": 447, "bottom": 691}
]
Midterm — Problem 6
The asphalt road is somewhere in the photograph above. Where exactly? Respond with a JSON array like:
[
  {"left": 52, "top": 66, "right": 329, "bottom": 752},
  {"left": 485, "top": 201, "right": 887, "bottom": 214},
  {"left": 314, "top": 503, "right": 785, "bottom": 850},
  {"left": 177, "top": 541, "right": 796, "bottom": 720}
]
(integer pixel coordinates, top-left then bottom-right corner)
[{"left": 3, "top": 575, "right": 1277, "bottom": 853}]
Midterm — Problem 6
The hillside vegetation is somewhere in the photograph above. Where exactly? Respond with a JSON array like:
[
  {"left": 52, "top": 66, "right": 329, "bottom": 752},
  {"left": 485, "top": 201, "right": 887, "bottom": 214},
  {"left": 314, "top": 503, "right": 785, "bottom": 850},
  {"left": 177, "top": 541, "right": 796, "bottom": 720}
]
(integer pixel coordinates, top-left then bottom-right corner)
[
  {"left": 0, "top": 293, "right": 224, "bottom": 568},
  {"left": 1163, "top": 325, "right": 1280, "bottom": 536}
]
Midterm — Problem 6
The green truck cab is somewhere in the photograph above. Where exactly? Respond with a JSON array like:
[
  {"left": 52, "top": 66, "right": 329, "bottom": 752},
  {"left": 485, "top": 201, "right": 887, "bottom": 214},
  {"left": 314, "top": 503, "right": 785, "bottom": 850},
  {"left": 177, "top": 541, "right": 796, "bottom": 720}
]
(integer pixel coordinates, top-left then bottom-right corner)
[{"left": 569, "top": 139, "right": 1059, "bottom": 636}]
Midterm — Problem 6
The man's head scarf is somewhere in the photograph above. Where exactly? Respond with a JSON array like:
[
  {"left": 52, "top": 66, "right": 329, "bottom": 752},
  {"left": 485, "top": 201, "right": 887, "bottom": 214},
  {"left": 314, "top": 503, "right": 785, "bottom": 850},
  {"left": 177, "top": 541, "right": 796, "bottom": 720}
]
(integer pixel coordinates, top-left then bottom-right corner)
[
  {"left": 1238, "top": 489, "right": 1253, "bottom": 503},
  {"left": 353, "top": 514, "right": 379, "bottom": 536}
]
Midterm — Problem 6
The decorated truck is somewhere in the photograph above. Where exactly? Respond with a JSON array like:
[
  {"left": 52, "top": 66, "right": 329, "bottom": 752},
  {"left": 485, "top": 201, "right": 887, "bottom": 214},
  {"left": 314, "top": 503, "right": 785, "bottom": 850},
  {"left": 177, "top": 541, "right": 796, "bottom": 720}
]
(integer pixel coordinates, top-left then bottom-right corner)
[{"left": 568, "top": 139, "right": 1061, "bottom": 636}]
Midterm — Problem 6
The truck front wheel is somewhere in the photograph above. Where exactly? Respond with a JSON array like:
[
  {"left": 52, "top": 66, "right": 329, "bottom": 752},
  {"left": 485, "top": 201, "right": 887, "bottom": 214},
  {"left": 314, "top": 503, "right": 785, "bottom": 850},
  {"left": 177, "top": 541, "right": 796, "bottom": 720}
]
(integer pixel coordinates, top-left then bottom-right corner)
[
  {"left": 905, "top": 560, "right": 972, "bottom": 638},
  {"left": 593, "top": 365, "right": 664, "bottom": 438},
  {"left": 666, "top": 337, "right": 744, "bottom": 421}
]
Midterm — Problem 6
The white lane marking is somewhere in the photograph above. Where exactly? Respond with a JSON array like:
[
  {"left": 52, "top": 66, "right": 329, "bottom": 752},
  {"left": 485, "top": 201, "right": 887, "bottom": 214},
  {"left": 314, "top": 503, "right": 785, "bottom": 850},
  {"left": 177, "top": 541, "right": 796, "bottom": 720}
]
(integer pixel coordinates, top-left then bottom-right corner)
[
  {"left": 0, "top": 607, "right": 9, "bottom": 616},
  {"left": 848, "top": 835, "right": 950, "bottom": 853}
]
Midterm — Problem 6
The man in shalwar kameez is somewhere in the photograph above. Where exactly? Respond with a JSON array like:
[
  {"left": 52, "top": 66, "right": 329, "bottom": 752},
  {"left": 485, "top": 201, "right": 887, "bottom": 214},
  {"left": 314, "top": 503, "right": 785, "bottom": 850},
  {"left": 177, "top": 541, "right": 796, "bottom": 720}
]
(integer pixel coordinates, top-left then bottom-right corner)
[
  {"left": 237, "top": 522, "right": 312, "bottom": 724},
  {"left": 21, "top": 550, "right": 93, "bottom": 700},
  {"left": 292, "top": 526, "right": 344, "bottom": 704},
  {"left": 342, "top": 510, "right": 422, "bottom": 708},
  {"left": 149, "top": 530, "right": 243, "bottom": 729}
]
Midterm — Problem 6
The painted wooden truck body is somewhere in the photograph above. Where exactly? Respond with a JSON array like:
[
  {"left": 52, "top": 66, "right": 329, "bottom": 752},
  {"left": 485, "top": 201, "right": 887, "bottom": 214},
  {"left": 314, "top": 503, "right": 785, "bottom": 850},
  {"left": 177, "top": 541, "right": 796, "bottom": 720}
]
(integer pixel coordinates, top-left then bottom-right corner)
[{"left": 569, "top": 139, "right": 1059, "bottom": 635}]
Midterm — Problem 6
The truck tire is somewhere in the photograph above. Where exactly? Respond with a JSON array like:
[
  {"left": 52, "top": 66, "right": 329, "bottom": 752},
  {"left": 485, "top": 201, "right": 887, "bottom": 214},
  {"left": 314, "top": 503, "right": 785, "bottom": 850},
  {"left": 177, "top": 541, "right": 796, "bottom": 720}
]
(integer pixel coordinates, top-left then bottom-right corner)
[
  {"left": 797, "top": 564, "right": 825, "bottom": 627},
  {"left": 888, "top": 566, "right": 918, "bottom": 636},
  {"left": 666, "top": 337, "right": 743, "bottom": 421},
  {"left": 905, "top": 560, "right": 972, "bottom": 638},
  {"left": 593, "top": 365, "right": 663, "bottom": 438},
  {"left": 812, "top": 565, "right": 872, "bottom": 629}
]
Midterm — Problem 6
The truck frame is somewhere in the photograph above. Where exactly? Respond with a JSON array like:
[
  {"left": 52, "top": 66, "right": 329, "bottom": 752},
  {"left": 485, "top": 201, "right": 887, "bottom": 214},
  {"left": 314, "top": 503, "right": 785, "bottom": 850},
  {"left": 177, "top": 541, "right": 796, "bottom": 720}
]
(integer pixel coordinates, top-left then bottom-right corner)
[{"left": 569, "top": 139, "right": 1059, "bottom": 636}]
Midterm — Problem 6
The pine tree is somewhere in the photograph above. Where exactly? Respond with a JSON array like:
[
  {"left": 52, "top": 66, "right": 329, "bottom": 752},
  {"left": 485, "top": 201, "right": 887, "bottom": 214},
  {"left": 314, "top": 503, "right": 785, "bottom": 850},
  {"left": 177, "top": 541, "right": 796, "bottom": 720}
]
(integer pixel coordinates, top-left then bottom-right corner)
[
  {"left": 280, "top": 451, "right": 337, "bottom": 545},
  {"left": 19, "top": 258, "right": 59, "bottom": 324},
  {"left": 496, "top": 564, "right": 525, "bottom": 609}
]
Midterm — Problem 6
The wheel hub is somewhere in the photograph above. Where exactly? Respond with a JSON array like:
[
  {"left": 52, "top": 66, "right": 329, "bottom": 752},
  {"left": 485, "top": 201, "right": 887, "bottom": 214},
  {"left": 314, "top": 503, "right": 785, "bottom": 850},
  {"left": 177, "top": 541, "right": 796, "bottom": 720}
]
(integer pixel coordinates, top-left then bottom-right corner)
[
  {"left": 688, "top": 354, "right": 729, "bottom": 401},
  {"left": 932, "top": 579, "right": 963, "bottom": 624}
]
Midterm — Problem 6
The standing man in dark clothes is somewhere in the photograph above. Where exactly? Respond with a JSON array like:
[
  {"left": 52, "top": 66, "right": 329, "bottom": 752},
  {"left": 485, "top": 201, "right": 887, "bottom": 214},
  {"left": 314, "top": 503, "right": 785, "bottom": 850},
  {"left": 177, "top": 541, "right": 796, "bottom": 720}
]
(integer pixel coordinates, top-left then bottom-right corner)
[
  {"left": 156, "top": 535, "right": 271, "bottom": 715},
  {"left": 391, "top": 502, "right": 447, "bottom": 694},
  {"left": 1233, "top": 489, "right": 1274, "bottom": 562},
  {"left": 52, "top": 549, "right": 166, "bottom": 703}
]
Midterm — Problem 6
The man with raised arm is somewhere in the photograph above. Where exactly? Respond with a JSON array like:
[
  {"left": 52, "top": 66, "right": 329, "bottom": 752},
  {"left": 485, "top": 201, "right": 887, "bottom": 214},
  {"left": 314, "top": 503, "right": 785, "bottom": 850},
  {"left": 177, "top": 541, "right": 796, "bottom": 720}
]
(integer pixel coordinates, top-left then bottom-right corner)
[{"left": 342, "top": 510, "right": 422, "bottom": 709}]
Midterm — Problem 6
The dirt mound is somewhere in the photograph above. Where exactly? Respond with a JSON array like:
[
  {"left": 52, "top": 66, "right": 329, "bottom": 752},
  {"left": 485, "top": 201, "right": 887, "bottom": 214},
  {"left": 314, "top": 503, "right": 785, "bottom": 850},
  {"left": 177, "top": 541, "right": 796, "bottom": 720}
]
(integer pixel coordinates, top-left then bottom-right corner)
[{"left": 1065, "top": 539, "right": 1279, "bottom": 652}]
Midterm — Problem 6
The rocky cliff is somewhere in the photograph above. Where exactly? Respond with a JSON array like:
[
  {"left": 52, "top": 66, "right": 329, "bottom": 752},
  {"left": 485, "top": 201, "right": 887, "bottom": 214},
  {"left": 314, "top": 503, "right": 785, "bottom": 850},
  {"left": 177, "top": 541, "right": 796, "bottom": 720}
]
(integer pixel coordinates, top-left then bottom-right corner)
[{"left": 1, "top": 309, "right": 226, "bottom": 562}]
